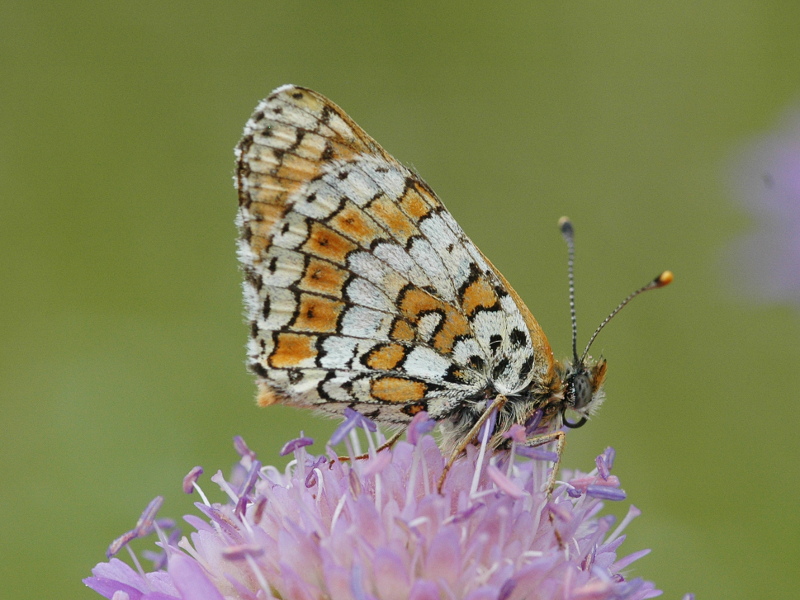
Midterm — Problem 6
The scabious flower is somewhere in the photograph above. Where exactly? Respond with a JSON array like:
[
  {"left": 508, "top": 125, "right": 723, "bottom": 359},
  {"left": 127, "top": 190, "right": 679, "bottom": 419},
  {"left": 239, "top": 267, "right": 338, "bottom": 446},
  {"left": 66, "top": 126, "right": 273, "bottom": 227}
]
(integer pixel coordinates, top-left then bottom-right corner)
[
  {"left": 85, "top": 412, "right": 663, "bottom": 600},
  {"left": 726, "top": 106, "right": 800, "bottom": 305}
]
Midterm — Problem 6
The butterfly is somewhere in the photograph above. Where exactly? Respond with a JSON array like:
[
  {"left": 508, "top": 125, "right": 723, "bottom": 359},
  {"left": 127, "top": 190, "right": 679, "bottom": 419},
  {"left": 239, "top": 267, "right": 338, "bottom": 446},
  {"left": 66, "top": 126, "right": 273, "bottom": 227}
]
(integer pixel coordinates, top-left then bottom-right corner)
[{"left": 233, "top": 84, "right": 671, "bottom": 491}]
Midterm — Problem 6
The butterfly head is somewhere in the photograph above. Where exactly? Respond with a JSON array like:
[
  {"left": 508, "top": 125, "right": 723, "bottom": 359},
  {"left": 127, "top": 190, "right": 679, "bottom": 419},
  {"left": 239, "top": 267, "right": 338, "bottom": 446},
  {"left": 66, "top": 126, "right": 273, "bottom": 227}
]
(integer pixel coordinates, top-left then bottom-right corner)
[
  {"left": 558, "top": 357, "right": 607, "bottom": 428},
  {"left": 553, "top": 217, "right": 671, "bottom": 429}
]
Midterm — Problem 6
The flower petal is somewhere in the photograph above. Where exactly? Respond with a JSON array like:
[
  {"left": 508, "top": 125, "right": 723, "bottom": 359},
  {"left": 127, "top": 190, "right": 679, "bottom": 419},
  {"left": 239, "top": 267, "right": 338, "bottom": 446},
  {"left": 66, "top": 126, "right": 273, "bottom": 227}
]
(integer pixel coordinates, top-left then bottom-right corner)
[{"left": 167, "top": 552, "right": 225, "bottom": 600}]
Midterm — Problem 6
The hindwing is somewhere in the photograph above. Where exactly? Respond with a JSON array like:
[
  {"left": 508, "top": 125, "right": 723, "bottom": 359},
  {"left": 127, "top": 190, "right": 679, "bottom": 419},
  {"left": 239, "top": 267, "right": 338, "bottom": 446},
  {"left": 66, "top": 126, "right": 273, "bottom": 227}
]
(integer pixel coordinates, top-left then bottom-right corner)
[{"left": 235, "top": 85, "right": 554, "bottom": 422}]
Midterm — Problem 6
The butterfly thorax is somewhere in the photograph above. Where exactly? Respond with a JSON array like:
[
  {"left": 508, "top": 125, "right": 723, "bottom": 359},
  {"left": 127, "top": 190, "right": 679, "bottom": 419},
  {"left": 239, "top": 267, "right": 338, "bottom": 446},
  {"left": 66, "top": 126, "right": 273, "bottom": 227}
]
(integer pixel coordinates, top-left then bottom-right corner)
[{"left": 437, "top": 356, "right": 607, "bottom": 453}]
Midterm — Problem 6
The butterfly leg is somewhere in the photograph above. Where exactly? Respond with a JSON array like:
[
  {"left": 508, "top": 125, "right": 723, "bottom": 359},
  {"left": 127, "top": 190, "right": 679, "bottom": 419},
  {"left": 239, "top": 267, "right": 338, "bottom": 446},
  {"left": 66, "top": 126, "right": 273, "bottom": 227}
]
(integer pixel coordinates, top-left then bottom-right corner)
[
  {"left": 436, "top": 394, "right": 508, "bottom": 494},
  {"left": 523, "top": 430, "right": 567, "bottom": 547},
  {"left": 522, "top": 430, "right": 566, "bottom": 496},
  {"left": 336, "top": 428, "right": 405, "bottom": 463}
]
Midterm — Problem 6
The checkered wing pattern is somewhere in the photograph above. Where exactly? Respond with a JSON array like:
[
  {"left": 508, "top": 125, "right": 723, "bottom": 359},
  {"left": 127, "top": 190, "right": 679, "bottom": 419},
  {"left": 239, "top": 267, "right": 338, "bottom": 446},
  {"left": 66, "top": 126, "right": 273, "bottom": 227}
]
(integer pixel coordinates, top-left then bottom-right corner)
[{"left": 235, "top": 85, "right": 553, "bottom": 423}]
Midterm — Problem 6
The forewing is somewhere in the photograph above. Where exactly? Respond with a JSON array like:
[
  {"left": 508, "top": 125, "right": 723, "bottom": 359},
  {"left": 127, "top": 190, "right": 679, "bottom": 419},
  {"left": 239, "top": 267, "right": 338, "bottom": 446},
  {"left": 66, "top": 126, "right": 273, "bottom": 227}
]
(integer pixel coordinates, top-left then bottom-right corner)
[{"left": 235, "top": 85, "right": 545, "bottom": 423}]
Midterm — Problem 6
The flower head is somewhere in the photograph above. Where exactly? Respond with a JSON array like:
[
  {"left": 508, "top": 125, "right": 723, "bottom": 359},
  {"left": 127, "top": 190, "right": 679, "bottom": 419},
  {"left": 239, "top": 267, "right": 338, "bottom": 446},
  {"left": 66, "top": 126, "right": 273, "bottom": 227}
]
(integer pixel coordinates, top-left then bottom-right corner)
[
  {"left": 85, "top": 413, "right": 662, "bottom": 599},
  {"left": 726, "top": 106, "right": 800, "bottom": 305}
]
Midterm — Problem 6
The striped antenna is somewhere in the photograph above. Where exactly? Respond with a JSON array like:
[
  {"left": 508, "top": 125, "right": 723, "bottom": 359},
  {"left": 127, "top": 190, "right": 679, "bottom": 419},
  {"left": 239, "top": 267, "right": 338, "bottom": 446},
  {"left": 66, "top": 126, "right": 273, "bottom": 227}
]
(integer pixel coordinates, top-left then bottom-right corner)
[
  {"left": 559, "top": 216, "right": 673, "bottom": 365},
  {"left": 580, "top": 270, "right": 673, "bottom": 363},
  {"left": 558, "top": 217, "right": 580, "bottom": 365}
]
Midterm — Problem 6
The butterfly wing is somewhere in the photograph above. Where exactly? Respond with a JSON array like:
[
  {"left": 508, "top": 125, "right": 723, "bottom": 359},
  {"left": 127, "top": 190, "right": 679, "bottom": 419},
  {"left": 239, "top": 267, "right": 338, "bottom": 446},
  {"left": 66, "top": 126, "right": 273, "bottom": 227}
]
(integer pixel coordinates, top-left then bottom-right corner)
[{"left": 235, "top": 85, "right": 553, "bottom": 424}]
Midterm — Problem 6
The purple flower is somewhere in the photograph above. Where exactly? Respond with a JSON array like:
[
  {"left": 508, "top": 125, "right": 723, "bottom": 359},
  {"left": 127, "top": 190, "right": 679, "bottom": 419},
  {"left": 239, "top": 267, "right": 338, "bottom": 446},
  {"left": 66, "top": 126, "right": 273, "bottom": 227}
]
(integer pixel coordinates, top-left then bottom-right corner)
[
  {"left": 279, "top": 433, "right": 314, "bottom": 456},
  {"left": 726, "top": 106, "right": 800, "bottom": 304},
  {"left": 329, "top": 406, "right": 378, "bottom": 446},
  {"left": 85, "top": 413, "right": 666, "bottom": 600}
]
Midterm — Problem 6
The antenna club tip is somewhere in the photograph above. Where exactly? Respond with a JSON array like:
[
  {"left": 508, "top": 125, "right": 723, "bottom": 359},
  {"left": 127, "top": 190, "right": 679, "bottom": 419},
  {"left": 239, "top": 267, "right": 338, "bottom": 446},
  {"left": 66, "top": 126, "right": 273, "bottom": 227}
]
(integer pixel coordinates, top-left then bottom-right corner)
[
  {"left": 558, "top": 216, "right": 573, "bottom": 234},
  {"left": 655, "top": 270, "right": 674, "bottom": 287}
]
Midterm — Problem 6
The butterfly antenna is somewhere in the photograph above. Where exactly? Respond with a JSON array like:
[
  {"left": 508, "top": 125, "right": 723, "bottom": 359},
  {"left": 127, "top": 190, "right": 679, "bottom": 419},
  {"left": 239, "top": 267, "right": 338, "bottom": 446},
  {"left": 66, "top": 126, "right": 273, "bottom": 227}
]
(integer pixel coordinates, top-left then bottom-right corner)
[
  {"left": 580, "top": 270, "right": 674, "bottom": 364},
  {"left": 558, "top": 217, "right": 580, "bottom": 365}
]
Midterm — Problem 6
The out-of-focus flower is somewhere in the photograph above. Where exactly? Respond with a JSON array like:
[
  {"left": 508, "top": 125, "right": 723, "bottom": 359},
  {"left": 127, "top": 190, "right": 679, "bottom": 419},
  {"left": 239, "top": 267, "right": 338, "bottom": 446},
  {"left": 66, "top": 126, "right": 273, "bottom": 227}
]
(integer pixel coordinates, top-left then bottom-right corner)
[
  {"left": 726, "top": 107, "right": 800, "bottom": 304},
  {"left": 85, "top": 412, "right": 663, "bottom": 600}
]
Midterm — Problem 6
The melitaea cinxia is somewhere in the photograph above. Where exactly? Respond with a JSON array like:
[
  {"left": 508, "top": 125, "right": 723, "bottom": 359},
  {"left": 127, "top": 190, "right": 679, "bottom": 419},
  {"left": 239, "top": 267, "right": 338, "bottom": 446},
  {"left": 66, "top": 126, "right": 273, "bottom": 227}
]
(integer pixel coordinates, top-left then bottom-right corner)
[{"left": 234, "top": 85, "right": 671, "bottom": 483}]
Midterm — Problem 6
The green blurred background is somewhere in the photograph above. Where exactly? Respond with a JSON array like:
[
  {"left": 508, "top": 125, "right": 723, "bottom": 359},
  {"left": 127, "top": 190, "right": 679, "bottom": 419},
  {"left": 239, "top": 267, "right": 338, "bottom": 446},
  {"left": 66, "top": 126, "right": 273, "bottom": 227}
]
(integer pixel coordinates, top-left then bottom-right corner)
[{"left": 3, "top": 2, "right": 799, "bottom": 598}]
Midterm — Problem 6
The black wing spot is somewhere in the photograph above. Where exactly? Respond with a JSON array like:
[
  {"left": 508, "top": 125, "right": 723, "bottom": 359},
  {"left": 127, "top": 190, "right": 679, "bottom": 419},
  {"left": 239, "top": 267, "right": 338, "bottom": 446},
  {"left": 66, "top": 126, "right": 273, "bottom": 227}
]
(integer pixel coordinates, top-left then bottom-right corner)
[
  {"left": 492, "top": 358, "right": 510, "bottom": 381},
  {"left": 489, "top": 334, "right": 503, "bottom": 352},
  {"left": 467, "top": 355, "right": 485, "bottom": 371},
  {"left": 519, "top": 356, "right": 534, "bottom": 380},
  {"left": 251, "top": 362, "right": 269, "bottom": 378},
  {"left": 494, "top": 285, "right": 509, "bottom": 298},
  {"left": 262, "top": 296, "right": 271, "bottom": 319},
  {"left": 510, "top": 328, "right": 527, "bottom": 346},
  {"left": 244, "top": 266, "right": 263, "bottom": 291},
  {"left": 287, "top": 369, "right": 302, "bottom": 384},
  {"left": 340, "top": 379, "right": 354, "bottom": 396},
  {"left": 443, "top": 364, "right": 464, "bottom": 384}
]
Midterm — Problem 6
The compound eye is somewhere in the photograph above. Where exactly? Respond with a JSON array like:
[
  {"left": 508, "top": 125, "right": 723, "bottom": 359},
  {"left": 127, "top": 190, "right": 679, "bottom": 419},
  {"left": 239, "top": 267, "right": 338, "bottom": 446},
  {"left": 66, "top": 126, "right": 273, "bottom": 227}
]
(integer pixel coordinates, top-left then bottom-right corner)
[{"left": 572, "top": 372, "right": 593, "bottom": 410}]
